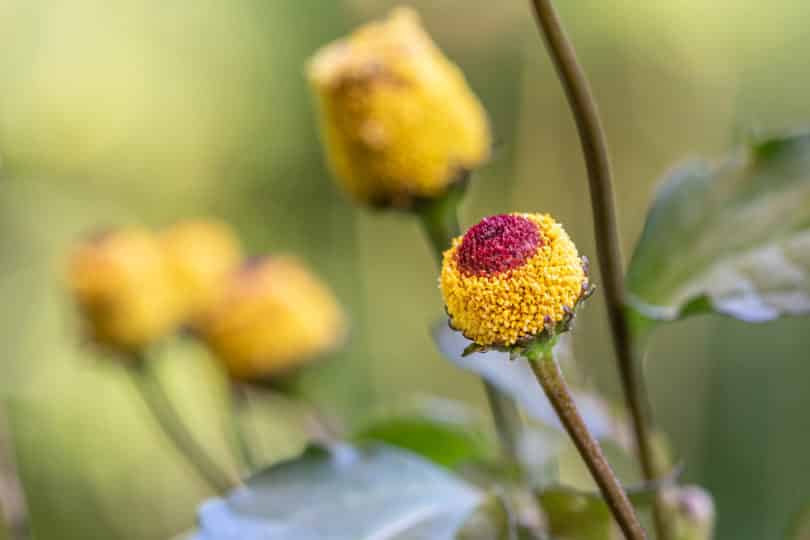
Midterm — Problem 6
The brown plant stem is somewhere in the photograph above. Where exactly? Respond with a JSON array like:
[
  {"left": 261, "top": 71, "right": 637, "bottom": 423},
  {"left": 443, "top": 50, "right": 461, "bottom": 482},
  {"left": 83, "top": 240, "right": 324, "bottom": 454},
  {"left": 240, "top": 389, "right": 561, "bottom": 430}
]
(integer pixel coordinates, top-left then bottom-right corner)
[
  {"left": 530, "top": 356, "right": 646, "bottom": 540},
  {"left": 416, "top": 184, "right": 523, "bottom": 464},
  {"left": 527, "top": 1, "right": 669, "bottom": 538},
  {"left": 130, "top": 355, "right": 237, "bottom": 494}
]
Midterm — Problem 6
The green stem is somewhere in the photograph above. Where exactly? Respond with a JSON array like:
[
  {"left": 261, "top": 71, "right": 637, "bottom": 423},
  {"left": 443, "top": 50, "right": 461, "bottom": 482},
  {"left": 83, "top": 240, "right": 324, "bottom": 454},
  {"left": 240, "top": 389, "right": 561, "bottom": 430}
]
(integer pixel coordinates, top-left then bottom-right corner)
[
  {"left": 529, "top": 354, "right": 647, "bottom": 540},
  {"left": 231, "top": 385, "right": 259, "bottom": 473},
  {"left": 129, "top": 355, "right": 236, "bottom": 494},
  {"left": 526, "top": 1, "right": 669, "bottom": 538},
  {"left": 416, "top": 182, "right": 523, "bottom": 465}
]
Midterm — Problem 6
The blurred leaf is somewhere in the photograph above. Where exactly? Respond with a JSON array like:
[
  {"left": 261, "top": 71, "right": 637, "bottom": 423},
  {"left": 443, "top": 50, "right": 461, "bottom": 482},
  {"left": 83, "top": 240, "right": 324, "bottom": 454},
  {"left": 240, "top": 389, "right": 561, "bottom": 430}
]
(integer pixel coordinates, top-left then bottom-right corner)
[
  {"left": 432, "top": 322, "right": 616, "bottom": 441},
  {"left": 456, "top": 494, "right": 513, "bottom": 540},
  {"left": 353, "top": 397, "right": 492, "bottom": 469},
  {"left": 538, "top": 488, "right": 618, "bottom": 540},
  {"left": 457, "top": 492, "right": 546, "bottom": 540},
  {"left": 535, "top": 476, "right": 676, "bottom": 540},
  {"left": 556, "top": 439, "right": 642, "bottom": 495},
  {"left": 788, "top": 502, "right": 810, "bottom": 540},
  {"left": 193, "top": 444, "right": 482, "bottom": 540},
  {"left": 627, "top": 131, "right": 810, "bottom": 324},
  {"left": 535, "top": 444, "right": 682, "bottom": 540}
]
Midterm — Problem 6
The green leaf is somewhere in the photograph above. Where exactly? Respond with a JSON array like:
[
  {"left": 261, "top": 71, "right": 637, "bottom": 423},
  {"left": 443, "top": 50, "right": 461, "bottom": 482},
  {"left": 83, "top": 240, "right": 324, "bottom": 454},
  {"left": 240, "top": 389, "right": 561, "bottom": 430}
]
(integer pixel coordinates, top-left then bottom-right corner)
[
  {"left": 432, "top": 322, "right": 616, "bottom": 441},
  {"left": 534, "top": 443, "right": 683, "bottom": 540},
  {"left": 538, "top": 488, "right": 618, "bottom": 540},
  {"left": 193, "top": 444, "right": 482, "bottom": 540},
  {"left": 457, "top": 493, "right": 545, "bottom": 540},
  {"left": 627, "top": 131, "right": 810, "bottom": 323},
  {"left": 353, "top": 397, "right": 493, "bottom": 469}
]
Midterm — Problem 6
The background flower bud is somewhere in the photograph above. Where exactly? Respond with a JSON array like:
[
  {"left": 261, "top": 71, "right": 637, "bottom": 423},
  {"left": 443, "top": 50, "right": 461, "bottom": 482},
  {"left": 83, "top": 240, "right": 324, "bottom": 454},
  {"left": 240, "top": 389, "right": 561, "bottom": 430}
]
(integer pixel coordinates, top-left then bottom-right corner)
[
  {"left": 67, "top": 227, "right": 183, "bottom": 353},
  {"left": 662, "top": 485, "right": 716, "bottom": 540},
  {"left": 440, "top": 213, "right": 588, "bottom": 347},
  {"left": 159, "top": 219, "right": 243, "bottom": 326},
  {"left": 308, "top": 7, "right": 491, "bottom": 208},
  {"left": 200, "top": 256, "right": 347, "bottom": 380}
]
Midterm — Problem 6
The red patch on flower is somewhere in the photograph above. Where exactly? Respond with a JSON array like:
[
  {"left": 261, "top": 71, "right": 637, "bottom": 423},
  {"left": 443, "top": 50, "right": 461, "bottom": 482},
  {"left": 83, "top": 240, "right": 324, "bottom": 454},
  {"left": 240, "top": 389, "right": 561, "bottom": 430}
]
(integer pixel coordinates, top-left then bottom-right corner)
[{"left": 456, "top": 214, "right": 541, "bottom": 276}]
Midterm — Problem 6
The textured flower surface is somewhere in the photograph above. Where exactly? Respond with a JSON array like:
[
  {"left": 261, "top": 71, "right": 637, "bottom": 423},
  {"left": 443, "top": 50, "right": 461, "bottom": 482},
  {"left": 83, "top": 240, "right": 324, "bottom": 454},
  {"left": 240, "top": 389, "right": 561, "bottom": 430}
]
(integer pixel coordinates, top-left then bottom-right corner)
[
  {"left": 159, "top": 219, "right": 243, "bottom": 326},
  {"left": 308, "top": 7, "right": 490, "bottom": 208},
  {"left": 200, "top": 256, "right": 347, "bottom": 380},
  {"left": 67, "top": 228, "right": 182, "bottom": 353},
  {"left": 440, "top": 213, "right": 588, "bottom": 347}
]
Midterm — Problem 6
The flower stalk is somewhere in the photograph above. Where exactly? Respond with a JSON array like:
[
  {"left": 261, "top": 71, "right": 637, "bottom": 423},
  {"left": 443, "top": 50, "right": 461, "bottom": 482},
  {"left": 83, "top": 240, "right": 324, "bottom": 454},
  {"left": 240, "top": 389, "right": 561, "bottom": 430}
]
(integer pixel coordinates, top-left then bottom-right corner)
[
  {"left": 416, "top": 184, "right": 524, "bottom": 464},
  {"left": 230, "top": 385, "right": 260, "bottom": 473},
  {"left": 528, "top": 350, "right": 646, "bottom": 540},
  {"left": 129, "top": 354, "right": 237, "bottom": 494},
  {"left": 527, "top": 0, "right": 669, "bottom": 537}
]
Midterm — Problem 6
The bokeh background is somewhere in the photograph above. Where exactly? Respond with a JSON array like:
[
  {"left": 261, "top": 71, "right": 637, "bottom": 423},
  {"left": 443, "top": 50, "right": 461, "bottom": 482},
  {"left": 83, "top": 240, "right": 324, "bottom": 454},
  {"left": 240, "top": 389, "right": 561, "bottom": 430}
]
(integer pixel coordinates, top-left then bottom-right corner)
[{"left": 1, "top": 1, "right": 809, "bottom": 539}]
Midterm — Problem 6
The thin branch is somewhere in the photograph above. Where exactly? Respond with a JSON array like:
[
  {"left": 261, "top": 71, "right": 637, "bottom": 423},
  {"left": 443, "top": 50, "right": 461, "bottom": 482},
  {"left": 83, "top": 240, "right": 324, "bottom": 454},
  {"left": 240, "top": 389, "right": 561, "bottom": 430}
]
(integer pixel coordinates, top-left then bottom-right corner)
[
  {"left": 530, "top": 357, "right": 646, "bottom": 540},
  {"left": 526, "top": 1, "right": 669, "bottom": 538}
]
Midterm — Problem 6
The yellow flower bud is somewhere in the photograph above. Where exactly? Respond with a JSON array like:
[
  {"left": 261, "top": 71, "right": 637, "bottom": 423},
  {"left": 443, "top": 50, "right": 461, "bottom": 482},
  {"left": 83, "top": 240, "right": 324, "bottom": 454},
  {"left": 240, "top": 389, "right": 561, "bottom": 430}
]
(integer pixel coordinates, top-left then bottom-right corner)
[
  {"left": 159, "top": 219, "right": 243, "bottom": 326},
  {"left": 67, "top": 228, "right": 183, "bottom": 354},
  {"left": 440, "top": 213, "right": 589, "bottom": 348},
  {"left": 200, "top": 256, "right": 347, "bottom": 380},
  {"left": 307, "top": 7, "right": 491, "bottom": 208}
]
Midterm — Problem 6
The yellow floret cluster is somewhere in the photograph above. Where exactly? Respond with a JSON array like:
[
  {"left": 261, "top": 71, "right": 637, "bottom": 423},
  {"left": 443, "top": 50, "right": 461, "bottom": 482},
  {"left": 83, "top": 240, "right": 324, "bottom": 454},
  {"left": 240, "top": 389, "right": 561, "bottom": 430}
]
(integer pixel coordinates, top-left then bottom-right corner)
[
  {"left": 440, "top": 214, "right": 587, "bottom": 347},
  {"left": 159, "top": 219, "right": 243, "bottom": 327},
  {"left": 68, "top": 227, "right": 184, "bottom": 353},
  {"left": 200, "top": 256, "right": 347, "bottom": 380},
  {"left": 307, "top": 7, "right": 491, "bottom": 207}
]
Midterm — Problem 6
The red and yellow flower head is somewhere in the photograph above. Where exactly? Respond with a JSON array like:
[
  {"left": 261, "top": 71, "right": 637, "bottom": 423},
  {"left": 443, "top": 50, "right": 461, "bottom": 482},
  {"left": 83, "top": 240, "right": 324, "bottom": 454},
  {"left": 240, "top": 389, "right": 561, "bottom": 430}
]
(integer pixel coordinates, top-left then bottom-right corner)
[
  {"left": 67, "top": 227, "right": 183, "bottom": 354},
  {"left": 199, "top": 256, "right": 347, "bottom": 380},
  {"left": 440, "top": 213, "right": 589, "bottom": 348},
  {"left": 307, "top": 7, "right": 491, "bottom": 208}
]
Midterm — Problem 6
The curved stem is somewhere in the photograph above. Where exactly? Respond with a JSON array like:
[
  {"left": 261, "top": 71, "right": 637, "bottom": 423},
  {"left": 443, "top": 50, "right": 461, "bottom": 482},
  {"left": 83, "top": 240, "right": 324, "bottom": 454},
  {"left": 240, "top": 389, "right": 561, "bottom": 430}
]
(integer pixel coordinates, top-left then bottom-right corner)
[
  {"left": 416, "top": 182, "right": 524, "bottom": 464},
  {"left": 526, "top": 1, "right": 669, "bottom": 538},
  {"left": 129, "top": 356, "right": 237, "bottom": 494},
  {"left": 530, "top": 356, "right": 646, "bottom": 540}
]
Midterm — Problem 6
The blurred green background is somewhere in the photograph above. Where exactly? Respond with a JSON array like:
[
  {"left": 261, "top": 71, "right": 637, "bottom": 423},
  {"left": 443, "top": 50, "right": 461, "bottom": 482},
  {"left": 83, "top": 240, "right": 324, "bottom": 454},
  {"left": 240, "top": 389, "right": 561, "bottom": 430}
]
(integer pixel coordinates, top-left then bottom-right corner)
[{"left": 1, "top": 1, "right": 809, "bottom": 539}]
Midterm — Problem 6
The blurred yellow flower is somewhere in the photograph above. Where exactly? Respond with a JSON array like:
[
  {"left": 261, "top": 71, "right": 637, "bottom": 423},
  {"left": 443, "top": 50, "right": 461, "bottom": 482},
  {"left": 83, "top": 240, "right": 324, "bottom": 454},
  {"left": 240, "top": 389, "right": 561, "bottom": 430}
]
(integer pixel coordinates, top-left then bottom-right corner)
[
  {"left": 308, "top": 7, "right": 491, "bottom": 208},
  {"left": 200, "top": 256, "right": 347, "bottom": 380},
  {"left": 159, "top": 219, "right": 243, "bottom": 327},
  {"left": 67, "top": 227, "right": 183, "bottom": 354},
  {"left": 440, "top": 213, "right": 588, "bottom": 347}
]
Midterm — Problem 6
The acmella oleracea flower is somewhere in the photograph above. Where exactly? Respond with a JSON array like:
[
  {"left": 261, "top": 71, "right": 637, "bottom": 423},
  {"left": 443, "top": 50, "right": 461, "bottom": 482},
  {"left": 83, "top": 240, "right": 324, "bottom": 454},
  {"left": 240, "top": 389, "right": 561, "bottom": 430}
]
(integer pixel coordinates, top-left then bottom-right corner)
[
  {"left": 199, "top": 256, "right": 347, "bottom": 380},
  {"left": 440, "top": 213, "right": 591, "bottom": 352},
  {"left": 67, "top": 227, "right": 183, "bottom": 354},
  {"left": 307, "top": 7, "right": 491, "bottom": 208},
  {"left": 159, "top": 219, "right": 243, "bottom": 327}
]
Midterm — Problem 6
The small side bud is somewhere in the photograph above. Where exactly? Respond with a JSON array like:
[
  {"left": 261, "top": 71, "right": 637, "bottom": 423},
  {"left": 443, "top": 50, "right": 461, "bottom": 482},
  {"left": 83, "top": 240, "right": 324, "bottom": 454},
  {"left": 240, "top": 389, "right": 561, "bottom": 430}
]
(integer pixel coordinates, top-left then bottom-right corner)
[
  {"left": 662, "top": 485, "right": 716, "bottom": 540},
  {"left": 67, "top": 227, "right": 182, "bottom": 354}
]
